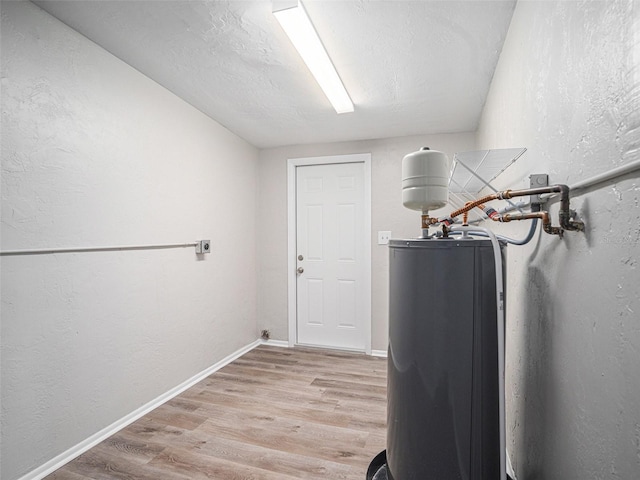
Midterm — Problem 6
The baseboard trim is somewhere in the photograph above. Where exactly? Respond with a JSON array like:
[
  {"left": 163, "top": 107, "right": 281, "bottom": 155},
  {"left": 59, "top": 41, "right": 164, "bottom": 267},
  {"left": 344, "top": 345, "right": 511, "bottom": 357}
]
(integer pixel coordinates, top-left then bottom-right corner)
[
  {"left": 19, "top": 339, "right": 261, "bottom": 480},
  {"left": 260, "top": 339, "right": 290, "bottom": 348},
  {"left": 267, "top": 339, "right": 385, "bottom": 357}
]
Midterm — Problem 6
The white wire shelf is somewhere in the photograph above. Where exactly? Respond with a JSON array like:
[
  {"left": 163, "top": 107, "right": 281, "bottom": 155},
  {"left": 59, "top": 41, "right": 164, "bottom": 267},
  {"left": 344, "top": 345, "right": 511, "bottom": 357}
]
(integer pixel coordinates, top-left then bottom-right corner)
[
  {"left": 447, "top": 148, "right": 527, "bottom": 220},
  {"left": 449, "top": 148, "right": 527, "bottom": 196}
]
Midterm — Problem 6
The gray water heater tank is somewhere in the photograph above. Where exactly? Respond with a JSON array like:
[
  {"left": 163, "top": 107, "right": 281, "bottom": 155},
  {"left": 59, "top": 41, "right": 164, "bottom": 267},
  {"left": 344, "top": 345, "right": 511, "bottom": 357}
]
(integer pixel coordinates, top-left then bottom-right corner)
[{"left": 386, "top": 238, "right": 504, "bottom": 480}]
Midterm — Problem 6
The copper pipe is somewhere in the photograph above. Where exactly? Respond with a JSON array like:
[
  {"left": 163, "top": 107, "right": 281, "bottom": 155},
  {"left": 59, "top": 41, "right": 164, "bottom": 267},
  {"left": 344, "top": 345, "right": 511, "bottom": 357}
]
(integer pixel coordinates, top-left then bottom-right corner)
[
  {"left": 449, "top": 193, "right": 500, "bottom": 218},
  {"left": 483, "top": 208, "right": 562, "bottom": 236},
  {"left": 516, "top": 184, "right": 583, "bottom": 231},
  {"left": 462, "top": 201, "right": 474, "bottom": 225},
  {"left": 450, "top": 187, "right": 555, "bottom": 219},
  {"left": 447, "top": 184, "right": 584, "bottom": 234},
  {"left": 501, "top": 212, "right": 547, "bottom": 222},
  {"left": 503, "top": 211, "right": 562, "bottom": 236},
  {"left": 506, "top": 186, "right": 560, "bottom": 198},
  {"left": 494, "top": 185, "right": 582, "bottom": 229}
]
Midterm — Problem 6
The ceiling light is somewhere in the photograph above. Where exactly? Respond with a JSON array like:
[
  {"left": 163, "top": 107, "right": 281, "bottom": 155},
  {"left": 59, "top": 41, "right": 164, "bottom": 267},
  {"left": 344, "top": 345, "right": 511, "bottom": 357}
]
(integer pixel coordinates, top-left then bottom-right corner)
[{"left": 273, "top": 0, "right": 354, "bottom": 114}]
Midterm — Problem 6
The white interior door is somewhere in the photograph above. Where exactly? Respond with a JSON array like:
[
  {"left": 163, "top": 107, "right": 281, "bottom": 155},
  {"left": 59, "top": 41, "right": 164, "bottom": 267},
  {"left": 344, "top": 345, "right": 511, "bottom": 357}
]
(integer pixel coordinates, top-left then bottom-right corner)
[{"left": 295, "top": 162, "right": 366, "bottom": 350}]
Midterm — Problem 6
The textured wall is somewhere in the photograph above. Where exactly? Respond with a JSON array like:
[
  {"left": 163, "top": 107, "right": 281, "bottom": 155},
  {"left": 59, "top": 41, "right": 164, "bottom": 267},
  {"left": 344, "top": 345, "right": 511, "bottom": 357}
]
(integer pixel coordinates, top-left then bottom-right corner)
[
  {"left": 476, "top": 1, "right": 640, "bottom": 478},
  {"left": 1, "top": 2, "right": 258, "bottom": 479},
  {"left": 256, "top": 133, "right": 476, "bottom": 351}
]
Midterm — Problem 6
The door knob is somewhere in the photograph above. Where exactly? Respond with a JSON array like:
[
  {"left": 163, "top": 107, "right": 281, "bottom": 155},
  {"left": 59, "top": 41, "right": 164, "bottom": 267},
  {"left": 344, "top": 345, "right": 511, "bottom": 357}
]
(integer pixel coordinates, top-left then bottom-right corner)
[{"left": 297, "top": 267, "right": 304, "bottom": 274}]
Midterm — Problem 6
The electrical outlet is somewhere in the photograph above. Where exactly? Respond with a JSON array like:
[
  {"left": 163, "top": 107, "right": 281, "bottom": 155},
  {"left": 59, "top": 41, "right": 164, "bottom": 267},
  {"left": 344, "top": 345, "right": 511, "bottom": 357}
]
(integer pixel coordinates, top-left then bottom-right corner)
[
  {"left": 378, "top": 231, "right": 391, "bottom": 245},
  {"left": 196, "top": 240, "right": 211, "bottom": 254}
]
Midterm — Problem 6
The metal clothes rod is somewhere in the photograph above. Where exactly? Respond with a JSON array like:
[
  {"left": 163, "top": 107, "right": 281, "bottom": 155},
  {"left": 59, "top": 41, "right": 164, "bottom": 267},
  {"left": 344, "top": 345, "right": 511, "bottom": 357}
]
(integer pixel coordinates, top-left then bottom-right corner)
[
  {"left": 533, "top": 158, "right": 640, "bottom": 203},
  {"left": 568, "top": 157, "right": 640, "bottom": 192},
  {"left": 0, "top": 242, "right": 198, "bottom": 256}
]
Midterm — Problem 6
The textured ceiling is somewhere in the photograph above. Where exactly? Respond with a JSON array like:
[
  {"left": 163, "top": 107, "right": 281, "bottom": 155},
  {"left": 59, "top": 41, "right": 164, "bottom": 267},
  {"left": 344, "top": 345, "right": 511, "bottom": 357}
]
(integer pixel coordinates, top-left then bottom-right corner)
[{"left": 33, "top": 0, "right": 517, "bottom": 148}]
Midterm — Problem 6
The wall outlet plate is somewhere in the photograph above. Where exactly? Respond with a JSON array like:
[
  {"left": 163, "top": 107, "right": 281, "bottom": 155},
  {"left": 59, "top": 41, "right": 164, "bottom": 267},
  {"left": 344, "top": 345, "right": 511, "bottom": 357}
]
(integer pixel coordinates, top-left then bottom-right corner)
[
  {"left": 378, "top": 231, "right": 391, "bottom": 245},
  {"left": 196, "top": 240, "right": 211, "bottom": 254}
]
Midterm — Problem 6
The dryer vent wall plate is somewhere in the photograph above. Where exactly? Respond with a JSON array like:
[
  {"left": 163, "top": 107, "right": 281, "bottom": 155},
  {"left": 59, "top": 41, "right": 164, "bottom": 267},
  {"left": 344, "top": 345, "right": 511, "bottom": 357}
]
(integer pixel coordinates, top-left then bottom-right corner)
[{"left": 196, "top": 240, "right": 211, "bottom": 254}]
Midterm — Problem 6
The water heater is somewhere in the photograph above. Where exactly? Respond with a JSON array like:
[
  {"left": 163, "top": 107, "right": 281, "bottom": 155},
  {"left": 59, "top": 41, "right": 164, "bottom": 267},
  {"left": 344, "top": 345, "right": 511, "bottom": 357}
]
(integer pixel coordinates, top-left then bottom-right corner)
[
  {"left": 385, "top": 239, "right": 504, "bottom": 480},
  {"left": 367, "top": 148, "right": 507, "bottom": 480}
]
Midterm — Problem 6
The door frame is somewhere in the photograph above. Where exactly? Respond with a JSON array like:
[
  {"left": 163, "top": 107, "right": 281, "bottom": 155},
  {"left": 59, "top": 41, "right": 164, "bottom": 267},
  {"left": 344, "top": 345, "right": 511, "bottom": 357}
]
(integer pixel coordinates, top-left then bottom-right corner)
[{"left": 287, "top": 153, "right": 372, "bottom": 354}]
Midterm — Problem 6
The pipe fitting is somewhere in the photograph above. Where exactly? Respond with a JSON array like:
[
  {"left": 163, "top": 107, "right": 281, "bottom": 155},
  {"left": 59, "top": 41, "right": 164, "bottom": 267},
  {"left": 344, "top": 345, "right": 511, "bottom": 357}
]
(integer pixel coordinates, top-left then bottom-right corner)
[{"left": 557, "top": 185, "right": 585, "bottom": 231}]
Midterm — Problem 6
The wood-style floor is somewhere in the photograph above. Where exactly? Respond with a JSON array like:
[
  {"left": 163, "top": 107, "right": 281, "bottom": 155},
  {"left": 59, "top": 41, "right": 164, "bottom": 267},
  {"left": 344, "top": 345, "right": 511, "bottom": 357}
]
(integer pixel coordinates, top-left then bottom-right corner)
[{"left": 47, "top": 346, "right": 388, "bottom": 479}]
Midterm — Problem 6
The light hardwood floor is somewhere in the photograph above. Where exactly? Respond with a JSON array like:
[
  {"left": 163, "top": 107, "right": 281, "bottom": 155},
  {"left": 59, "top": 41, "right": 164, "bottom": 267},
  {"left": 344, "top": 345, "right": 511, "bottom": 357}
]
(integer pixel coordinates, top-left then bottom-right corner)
[{"left": 47, "top": 346, "right": 387, "bottom": 479}]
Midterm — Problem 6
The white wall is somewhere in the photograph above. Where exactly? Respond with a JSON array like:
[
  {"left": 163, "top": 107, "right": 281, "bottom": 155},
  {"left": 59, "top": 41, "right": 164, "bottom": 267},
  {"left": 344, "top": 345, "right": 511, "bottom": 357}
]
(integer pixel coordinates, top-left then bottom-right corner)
[
  {"left": 256, "top": 133, "right": 476, "bottom": 351},
  {"left": 476, "top": 0, "right": 640, "bottom": 478},
  {"left": 0, "top": 2, "right": 258, "bottom": 479}
]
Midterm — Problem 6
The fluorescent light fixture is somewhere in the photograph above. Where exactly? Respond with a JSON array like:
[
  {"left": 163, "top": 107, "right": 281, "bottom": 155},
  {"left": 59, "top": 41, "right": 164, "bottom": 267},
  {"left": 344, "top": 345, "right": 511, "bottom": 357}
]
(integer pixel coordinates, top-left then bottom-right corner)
[{"left": 273, "top": 0, "right": 354, "bottom": 114}]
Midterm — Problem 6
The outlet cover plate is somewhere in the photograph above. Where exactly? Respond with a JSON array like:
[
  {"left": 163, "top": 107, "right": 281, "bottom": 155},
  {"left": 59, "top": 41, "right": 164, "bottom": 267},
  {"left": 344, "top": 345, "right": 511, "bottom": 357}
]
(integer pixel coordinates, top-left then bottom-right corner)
[{"left": 378, "top": 231, "right": 391, "bottom": 245}]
